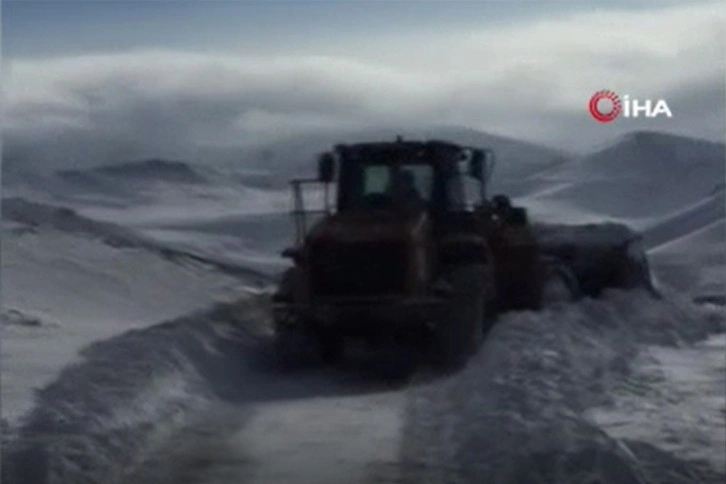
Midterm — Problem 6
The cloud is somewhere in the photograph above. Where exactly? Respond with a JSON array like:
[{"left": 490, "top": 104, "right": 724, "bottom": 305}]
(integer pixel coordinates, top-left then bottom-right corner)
[{"left": 4, "top": 2, "right": 724, "bottom": 168}]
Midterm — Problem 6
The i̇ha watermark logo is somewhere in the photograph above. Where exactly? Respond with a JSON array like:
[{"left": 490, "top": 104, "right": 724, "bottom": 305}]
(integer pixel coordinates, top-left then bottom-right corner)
[{"left": 588, "top": 90, "right": 672, "bottom": 123}]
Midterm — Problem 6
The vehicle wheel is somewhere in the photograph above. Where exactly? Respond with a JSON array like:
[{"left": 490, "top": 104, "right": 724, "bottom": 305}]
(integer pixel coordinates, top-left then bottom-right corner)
[
  {"left": 481, "top": 266, "right": 498, "bottom": 336},
  {"left": 374, "top": 343, "right": 419, "bottom": 381},
  {"left": 317, "top": 331, "right": 344, "bottom": 365},
  {"left": 433, "top": 264, "right": 490, "bottom": 370},
  {"left": 272, "top": 267, "right": 298, "bottom": 303},
  {"left": 274, "top": 326, "right": 312, "bottom": 369},
  {"left": 540, "top": 262, "right": 580, "bottom": 307}
]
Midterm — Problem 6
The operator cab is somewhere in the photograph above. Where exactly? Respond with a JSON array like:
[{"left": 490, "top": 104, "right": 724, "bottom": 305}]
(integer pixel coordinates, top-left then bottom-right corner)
[
  {"left": 283, "top": 137, "right": 498, "bottom": 267},
  {"left": 323, "top": 138, "right": 495, "bottom": 215}
]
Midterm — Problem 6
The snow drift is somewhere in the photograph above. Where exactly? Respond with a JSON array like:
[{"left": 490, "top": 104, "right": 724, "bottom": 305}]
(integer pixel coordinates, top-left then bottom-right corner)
[
  {"left": 1, "top": 198, "right": 263, "bottom": 426},
  {"left": 1, "top": 297, "right": 270, "bottom": 484},
  {"left": 400, "top": 289, "right": 725, "bottom": 484}
]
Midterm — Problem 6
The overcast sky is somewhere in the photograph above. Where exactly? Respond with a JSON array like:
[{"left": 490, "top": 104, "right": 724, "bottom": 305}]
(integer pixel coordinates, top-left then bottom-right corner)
[{"left": 3, "top": 0, "right": 725, "bottom": 167}]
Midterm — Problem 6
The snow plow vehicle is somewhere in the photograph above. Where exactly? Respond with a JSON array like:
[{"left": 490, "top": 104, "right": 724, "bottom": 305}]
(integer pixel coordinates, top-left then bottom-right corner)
[{"left": 272, "top": 137, "right": 653, "bottom": 370}]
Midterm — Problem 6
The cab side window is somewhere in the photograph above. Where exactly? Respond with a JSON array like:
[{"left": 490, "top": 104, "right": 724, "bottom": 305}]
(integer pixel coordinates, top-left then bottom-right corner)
[
  {"left": 363, "top": 165, "right": 391, "bottom": 195},
  {"left": 447, "top": 163, "right": 481, "bottom": 211},
  {"left": 399, "top": 164, "right": 433, "bottom": 202}
]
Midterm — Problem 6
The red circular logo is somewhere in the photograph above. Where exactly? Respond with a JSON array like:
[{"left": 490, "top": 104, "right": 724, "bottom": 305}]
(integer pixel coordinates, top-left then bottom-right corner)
[{"left": 588, "top": 90, "right": 621, "bottom": 123}]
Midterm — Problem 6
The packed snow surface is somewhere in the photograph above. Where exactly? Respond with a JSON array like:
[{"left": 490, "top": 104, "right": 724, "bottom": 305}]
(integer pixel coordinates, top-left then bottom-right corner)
[{"left": 2, "top": 129, "right": 724, "bottom": 484}]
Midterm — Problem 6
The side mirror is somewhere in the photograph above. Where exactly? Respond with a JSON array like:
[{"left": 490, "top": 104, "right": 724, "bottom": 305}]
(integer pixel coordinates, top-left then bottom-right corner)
[
  {"left": 507, "top": 207, "right": 529, "bottom": 226},
  {"left": 468, "top": 150, "right": 485, "bottom": 180},
  {"left": 469, "top": 148, "right": 495, "bottom": 201},
  {"left": 318, "top": 153, "right": 335, "bottom": 183}
]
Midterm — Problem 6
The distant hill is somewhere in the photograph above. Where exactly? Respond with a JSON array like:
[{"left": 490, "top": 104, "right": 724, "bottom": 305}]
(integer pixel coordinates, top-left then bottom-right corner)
[
  {"left": 58, "top": 159, "right": 207, "bottom": 185},
  {"left": 8, "top": 128, "right": 721, "bottom": 224},
  {"left": 643, "top": 185, "right": 725, "bottom": 250},
  {"left": 529, "top": 130, "right": 726, "bottom": 218}
]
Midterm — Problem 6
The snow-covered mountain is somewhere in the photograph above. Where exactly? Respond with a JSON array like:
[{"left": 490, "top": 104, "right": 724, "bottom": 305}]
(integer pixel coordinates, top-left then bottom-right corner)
[{"left": 527, "top": 131, "right": 725, "bottom": 219}]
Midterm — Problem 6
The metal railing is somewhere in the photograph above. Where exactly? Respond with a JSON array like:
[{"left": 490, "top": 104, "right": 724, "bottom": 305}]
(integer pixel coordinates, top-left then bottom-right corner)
[{"left": 289, "top": 178, "right": 332, "bottom": 245}]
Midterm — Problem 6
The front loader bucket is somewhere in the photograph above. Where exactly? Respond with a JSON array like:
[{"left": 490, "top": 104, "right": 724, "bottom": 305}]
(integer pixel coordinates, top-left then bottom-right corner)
[{"left": 534, "top": 222, "right": 656, "bottom": 298}]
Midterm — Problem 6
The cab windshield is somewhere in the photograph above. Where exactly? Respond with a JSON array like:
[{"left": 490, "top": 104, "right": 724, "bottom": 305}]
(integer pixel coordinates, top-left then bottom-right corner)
[{"left": 342, "top": 162, "right": 434, "bottom": 210}]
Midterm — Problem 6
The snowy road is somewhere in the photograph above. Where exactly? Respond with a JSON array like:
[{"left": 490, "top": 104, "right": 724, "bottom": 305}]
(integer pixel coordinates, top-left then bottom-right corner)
[
  {"left": 120, "top": 292, "right": 724, "bottom": 484},
  {"left": 187, "top": 393, "right": 404, "bottom": 484}
]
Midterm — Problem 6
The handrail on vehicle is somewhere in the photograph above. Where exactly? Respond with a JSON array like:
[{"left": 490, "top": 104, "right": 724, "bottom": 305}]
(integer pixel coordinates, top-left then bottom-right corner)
[{"left": 289, "top": 178, "right": 332, "bottom": 245}]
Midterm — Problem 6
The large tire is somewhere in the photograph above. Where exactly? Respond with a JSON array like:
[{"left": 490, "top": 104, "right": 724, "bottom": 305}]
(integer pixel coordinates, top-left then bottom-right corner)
[
  {"left": 274, "top": 326, "right": 314, "bottom": 369},
  {"left": 317, "top": 330, "right": 344, "bottom": 365},
  {"left": 433, "top": 264, "right": 491, "bottom": 371},
  {"left": 274, "top": 324, "right": 344, "bottom": 369},
  {"left": 538, "top": 260, "right": 580, "bottom": 309},
  {"left": 272, "top": 267, "right": 297, "bottom": 302},
  {"left": 273, "top": 268, "right": 314, "bottom": 368},
  {"left": 373, "top": 343, "right": 419, "bottom": 381}
]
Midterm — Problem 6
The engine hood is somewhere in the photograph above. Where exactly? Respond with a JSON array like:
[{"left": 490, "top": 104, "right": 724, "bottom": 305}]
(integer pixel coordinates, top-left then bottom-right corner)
[{"left": 307, "top": 210, "right": 428, "bottom": 244}]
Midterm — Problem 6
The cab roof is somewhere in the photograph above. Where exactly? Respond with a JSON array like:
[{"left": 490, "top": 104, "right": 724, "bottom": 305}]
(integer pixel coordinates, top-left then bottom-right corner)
[{"left": 333, "top": 138, "right": 467, "bottom": 164}]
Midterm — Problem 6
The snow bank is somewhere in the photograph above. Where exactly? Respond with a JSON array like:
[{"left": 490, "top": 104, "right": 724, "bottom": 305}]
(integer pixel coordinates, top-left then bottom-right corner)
[
  {"left": 1, "top": 297, "right": 271, "bottom": 484},
  {"left": 588, "top": 333, "right": 726, "bottom": 475},
  {"left": 400, "top": 289, "right": 725, "bottom": 484},
  {"left": 1, "top": 226, "right": 251, "bottom": 422},
  {"left": 1, "top": 195, "right": 272, "bottom": 424}
]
